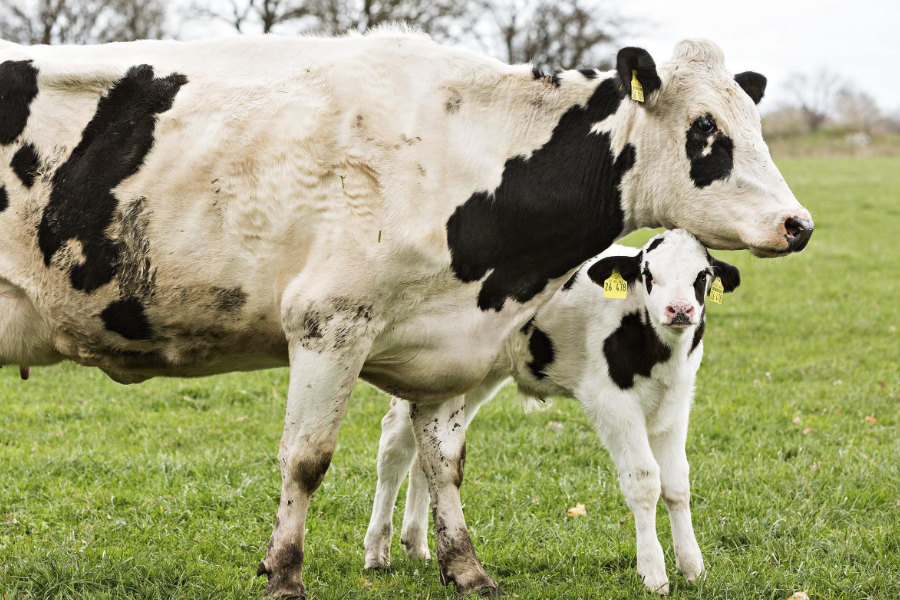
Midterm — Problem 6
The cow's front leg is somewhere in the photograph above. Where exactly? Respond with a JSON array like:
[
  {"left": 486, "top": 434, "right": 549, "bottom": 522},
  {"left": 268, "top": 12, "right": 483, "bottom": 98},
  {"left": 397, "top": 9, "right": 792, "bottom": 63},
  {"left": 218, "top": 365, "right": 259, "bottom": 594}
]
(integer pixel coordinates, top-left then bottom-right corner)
[
  {"left": 364, "top": 398, "right": 418, "bottom": 569},
  {"left": 651, "top": 418, "right": 703, "bottom": 583},
  {"left": 588, "top": 400, "right": 668, "bottom": 594},
  {"left": 259, "top": 336, "right": 372, "bottom": 598},
  {"left": 409, "top": 397, "right": 501, "bottom": 596}
]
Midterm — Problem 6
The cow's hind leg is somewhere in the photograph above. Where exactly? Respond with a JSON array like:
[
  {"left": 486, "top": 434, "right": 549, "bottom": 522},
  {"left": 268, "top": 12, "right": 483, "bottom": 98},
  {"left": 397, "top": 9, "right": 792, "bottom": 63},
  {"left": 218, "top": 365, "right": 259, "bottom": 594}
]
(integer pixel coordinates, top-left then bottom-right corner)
[
  {"left": 364, "top": 398, "right": 418, "bottom": 569},
  {"left": 410, "top": 397, "right": 502, "bottom": 596},
  {"left": 399, "top": 454, "right": 431, "bottom": 560},
  {"left": 259, "top": 329, "right": 374, "bottom": 598}
]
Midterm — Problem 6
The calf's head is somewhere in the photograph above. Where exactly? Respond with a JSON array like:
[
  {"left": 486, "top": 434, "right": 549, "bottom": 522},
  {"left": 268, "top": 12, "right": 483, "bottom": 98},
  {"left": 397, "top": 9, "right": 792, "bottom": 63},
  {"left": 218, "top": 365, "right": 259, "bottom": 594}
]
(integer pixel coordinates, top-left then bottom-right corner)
[
  {"left": 617, "top": 40, "right": 813, "bottom": 257},
  {"left": 588, "top": 230, "right": 740, "bottom": 336}
]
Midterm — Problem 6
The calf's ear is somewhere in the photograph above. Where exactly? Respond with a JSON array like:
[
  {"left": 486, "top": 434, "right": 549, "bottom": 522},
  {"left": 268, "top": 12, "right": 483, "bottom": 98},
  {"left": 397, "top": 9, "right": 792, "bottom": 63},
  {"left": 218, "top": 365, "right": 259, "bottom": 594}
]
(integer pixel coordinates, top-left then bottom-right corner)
[
  {"left": 616, "top": 47, "right": 662, "bottom": 108},
  {"left": 709, "top": 256, "right": 741, "bottom": 292},
  {"left": 735, "top": 71, "right": 767, "bottom": 105},
  {"left": 587, "top": 252, "right": 643, "bottom": 287}
]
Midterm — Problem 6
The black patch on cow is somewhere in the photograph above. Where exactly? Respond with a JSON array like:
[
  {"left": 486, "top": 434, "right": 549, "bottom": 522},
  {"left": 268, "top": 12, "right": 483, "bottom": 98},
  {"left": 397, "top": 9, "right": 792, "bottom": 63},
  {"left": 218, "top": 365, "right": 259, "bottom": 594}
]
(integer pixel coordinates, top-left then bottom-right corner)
[
  {"left": 446, "top": 77, "right": 633, "bottom": 311},
  {"left": 562, "top": 266, "right": 581, "bottom": 291},
  {"left": 579, "top": 68, "right": 599, "bottom": 80},
  {"left": 603, "top": 311, "right": 671, "bottom": 389},
  {"left": 37, "top": 65, "right": 187, "bottom": 294},
  {"left": 709, "top": 256, "right": 741, "bottom": 293},
  {"left": 101, "top": 297, "right": 153, "bottom": 340},
  {"left": 690, "top": 307, "right": 706, "bottom": 355},
  {"left": 520, "top": 316, "right": 535, "bottom": 334},
  {"left": 0, "top": 60, "right": 39, "bottom": 146},
  {"left": 587, "top": 251, "right": 642, "bottom": 288},
  {"left": 550, "top": 70, "right": 562, "bottom": 87},
  {"left": 531, "top": 66, "right": 544, "bottom": 80},
  {"left": 211, "top": 286, "right": 247, "bottom": 313},
  {"left": 735, "top": 71, "right": 767, "bottom": 105},
  {"left": 643, "top": 265, "right": 653, "bottom": 295},
  {"left": 527, "top": 327, "right": 555, "bottom": 380},
  {"left": 616, "top": 47, "right": 661, "bottom": 100},
  {"left": 685, "top": 114, "right": 734, "bottom": 188},
  {"left": 645, "top": 237, "right": 665, "bottom": 254},
  {"left": 0, "top": 186, "right": 8, "bottom": 213},
  {"left": 11, "top": 143, "right": 40, "bottom": 188}
]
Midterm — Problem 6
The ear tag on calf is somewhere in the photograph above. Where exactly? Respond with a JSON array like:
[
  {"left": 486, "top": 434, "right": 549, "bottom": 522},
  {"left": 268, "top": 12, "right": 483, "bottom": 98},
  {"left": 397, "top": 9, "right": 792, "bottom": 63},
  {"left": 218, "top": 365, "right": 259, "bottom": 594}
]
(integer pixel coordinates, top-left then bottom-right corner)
[
  {"left": 709, "top": 277, "right": 724, "bottom": 304},
  {"left": 631, "top": 70, "right": 644, "bottom": 103},
  {"left": 603, "top": 270, "right": 628, "bottom": 299}
]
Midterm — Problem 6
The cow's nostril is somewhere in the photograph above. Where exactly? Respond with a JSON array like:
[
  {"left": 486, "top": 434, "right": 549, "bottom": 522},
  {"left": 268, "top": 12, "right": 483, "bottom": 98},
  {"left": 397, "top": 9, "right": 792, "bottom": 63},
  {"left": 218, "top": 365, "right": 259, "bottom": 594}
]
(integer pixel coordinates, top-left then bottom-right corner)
[{"left": 785, "top": 217, "right": 815, "bottom": 251}]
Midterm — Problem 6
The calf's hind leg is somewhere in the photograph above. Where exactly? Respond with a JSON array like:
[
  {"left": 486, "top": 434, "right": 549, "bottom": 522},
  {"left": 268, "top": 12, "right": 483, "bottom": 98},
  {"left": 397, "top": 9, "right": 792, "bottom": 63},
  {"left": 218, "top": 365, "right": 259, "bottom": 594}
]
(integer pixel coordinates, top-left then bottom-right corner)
[
  {"left": 364, "top": 398, "right": 419, "bottom": 568},
  {"left": 410, "top": 397, "right": 502, "bottom": 596}
]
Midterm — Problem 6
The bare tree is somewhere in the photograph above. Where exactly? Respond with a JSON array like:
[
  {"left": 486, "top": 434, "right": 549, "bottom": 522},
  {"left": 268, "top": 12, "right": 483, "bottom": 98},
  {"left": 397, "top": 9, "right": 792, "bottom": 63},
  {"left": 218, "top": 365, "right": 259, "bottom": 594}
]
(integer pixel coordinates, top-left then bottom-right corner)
[
  {"left": 0, "top": 0, "right": 168, "bottom": 44},
  {"left": 190, "top": 0, "right": 313, "bottom": 34},
  {"left": 783, "top": 70, "right": 842, "bottom": 133},
  {"left": 834, "top": 87, "right": 880, "bottom": 134},
  {"left": 474, "top": 0, "right": 623, "bottom": 70}
]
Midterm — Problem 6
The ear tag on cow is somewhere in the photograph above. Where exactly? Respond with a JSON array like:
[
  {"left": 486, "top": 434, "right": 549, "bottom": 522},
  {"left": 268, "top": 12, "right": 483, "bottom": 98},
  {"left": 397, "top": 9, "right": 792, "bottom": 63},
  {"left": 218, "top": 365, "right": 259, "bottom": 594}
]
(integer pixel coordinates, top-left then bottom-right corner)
[
  {"left": 709, "top": 277, "right": 724, "bottom": 304},
  {"left": 603, "top": 270, "right": 628, "bottom": 299},
  {"left": 631, "top": 70, "right": 644, "bottom": 103}
]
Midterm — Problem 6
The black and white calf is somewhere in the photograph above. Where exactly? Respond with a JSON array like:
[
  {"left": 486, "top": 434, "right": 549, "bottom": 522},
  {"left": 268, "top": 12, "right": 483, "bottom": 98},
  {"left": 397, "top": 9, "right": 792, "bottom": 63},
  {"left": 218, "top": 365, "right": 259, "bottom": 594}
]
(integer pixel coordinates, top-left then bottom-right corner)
[{"left": 364, "top": 230, "right": 741, "bottom": 593}]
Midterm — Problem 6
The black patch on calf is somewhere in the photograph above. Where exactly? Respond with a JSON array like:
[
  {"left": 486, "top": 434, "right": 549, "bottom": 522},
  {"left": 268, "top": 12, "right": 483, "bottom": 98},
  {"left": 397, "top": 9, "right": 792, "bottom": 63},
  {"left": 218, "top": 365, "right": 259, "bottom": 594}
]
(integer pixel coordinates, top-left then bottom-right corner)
[
  {"left": 101, "top": 297, "right": 153, "bottom": 340},
  {"left": 690, "top": 307, "right": 705, "bottom": 355},
  {"left": 735, "top": 71, "right": 767, "bottom": 105},
  {"left": 0, "top": 186, "right": 8, "bottom": 213},
  {"left": 685, "top": 114, "right": 734, "bottom": 188},
  {"left": 709, "top": 256, "right": 741, "bottom": 292},
  {"left": 645, "top": 237, "right": 665, "bottom": 254},
  {"left": 445, "top": 78, "right": 633, "bottom": 311},
  {"left": 603, "top": 311, "right": 671, "bottom": 389},
  {"left": 587, "top": 251, "right": 643, "bottom": 287},
  {"left": 527, "top": 327, "right": 555, "bottom": 380},
  {"left": 579, "top": 68, "right": 599, "bottom": 79},
  {"left": 11, "top": 143, "right": 40, "bottom": 188},
  {"left": 37, "top": 65, "right": 187, "bottom": 293},
  {"left": 693, "top": 271, "right": 709, "bottom": 306},
  {"left": 0, "top": 60, "right": 39, "bottom": 145}
]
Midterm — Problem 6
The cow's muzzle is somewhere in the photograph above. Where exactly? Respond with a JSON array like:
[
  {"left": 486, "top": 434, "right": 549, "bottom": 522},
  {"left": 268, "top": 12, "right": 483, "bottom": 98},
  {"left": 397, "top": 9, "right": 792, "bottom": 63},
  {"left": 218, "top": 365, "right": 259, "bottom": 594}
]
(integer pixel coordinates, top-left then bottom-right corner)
[{"left": 785, "top": 217, "right": 814, "bottom": 252}]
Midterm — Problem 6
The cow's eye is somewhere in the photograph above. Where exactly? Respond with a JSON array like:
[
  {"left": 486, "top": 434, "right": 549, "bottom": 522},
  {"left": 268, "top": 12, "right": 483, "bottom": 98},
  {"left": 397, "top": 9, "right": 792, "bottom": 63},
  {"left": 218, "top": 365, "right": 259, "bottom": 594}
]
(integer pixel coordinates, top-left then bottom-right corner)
[{"left": 692, "top": 115, "right": 716, "bottom": 135}]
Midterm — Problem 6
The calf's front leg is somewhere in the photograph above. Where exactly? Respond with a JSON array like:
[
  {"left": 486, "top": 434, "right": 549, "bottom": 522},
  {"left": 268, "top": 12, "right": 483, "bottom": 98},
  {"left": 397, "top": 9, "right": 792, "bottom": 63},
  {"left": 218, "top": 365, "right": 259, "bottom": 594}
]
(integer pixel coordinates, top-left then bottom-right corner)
[
  {"left": 651, "top": 418, "right": 703, "bottom": 582},
  {"left": 409, "top": 397, "right": 502, "bottom": 596}
]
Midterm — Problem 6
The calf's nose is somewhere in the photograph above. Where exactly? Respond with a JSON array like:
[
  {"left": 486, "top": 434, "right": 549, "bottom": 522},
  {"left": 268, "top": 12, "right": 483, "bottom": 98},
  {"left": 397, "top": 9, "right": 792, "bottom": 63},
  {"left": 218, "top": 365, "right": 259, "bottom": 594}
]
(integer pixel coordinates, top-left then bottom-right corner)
[
  {"left": 785, "top": 216, "right": 814, "bottom": 252},
  {"left": 665, "top": 303, "right": 694, "bottom": 322}
]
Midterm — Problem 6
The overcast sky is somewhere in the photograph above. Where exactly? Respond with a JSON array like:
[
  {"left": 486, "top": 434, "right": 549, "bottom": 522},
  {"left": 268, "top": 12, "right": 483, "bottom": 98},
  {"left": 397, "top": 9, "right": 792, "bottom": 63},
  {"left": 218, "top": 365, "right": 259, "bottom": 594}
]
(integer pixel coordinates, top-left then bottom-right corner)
[{"left": 618, "top": 0, "right": 899, "bottom": 112}]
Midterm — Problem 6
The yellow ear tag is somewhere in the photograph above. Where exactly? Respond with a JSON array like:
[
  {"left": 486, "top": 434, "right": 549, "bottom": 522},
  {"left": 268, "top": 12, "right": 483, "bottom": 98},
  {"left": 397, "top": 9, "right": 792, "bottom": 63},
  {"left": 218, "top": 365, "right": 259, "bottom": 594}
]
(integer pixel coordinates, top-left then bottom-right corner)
[
  {"left": 708, "top": 277, "right": 724, "bottom": 304},
  {"left": 631, "top": 70, "right": 644, "bottom": 103},
  {"left": 603, "top": 270, "right": 628, "bottom": 299}
]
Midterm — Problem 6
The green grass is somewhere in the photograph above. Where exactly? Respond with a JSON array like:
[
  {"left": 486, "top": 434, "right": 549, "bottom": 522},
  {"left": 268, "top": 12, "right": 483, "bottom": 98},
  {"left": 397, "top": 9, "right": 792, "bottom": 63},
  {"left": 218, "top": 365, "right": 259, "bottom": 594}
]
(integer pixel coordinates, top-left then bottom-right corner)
[{"left": 2, "top": 158, "right": 899, "bottom": 599}]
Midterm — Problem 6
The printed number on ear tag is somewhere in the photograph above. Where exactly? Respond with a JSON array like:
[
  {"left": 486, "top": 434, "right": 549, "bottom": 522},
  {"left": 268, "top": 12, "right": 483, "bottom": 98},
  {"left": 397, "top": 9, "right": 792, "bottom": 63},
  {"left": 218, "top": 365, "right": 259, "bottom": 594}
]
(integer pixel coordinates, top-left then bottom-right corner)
[
  {"left": 631, "top": 70, "right": 644, "bottom": 103},
  {"left": 709, "top": 277, "right": 724, "bottom": 304},
  {"left": 603, "top": 271, "right": 628, "bottom": 299}
]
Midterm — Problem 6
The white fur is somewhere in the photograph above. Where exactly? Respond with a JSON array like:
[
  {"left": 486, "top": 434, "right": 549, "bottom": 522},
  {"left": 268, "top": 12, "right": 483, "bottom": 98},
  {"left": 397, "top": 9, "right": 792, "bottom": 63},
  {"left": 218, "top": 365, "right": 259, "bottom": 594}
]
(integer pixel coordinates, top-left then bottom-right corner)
[{"left": 365, "top": 230, "right": 719, "bottom": 593}]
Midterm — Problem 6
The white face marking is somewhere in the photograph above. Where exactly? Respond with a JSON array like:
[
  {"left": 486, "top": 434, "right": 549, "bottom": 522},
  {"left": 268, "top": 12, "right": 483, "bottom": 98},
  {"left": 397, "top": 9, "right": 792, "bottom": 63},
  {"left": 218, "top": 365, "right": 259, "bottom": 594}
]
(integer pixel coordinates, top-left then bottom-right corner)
[{"left": 640, "top": 230, "right": 711, "bottom": 332}]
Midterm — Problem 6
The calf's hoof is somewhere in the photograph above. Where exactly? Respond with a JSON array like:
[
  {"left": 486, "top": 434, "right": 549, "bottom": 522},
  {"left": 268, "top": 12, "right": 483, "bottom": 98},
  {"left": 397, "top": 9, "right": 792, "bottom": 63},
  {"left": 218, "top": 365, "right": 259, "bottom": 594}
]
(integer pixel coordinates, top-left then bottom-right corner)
[
  {"left": 257, "top": 561, "right": 306, "bottom": 599},
  {"left": 400, "top": 535, "right": 431, "bottom": 561},
  {"left": 641, "top": 574, "right": 670, "bottom": 595},
  {"left": 676, "top": 552, "right": 704, "bottom": 583}
]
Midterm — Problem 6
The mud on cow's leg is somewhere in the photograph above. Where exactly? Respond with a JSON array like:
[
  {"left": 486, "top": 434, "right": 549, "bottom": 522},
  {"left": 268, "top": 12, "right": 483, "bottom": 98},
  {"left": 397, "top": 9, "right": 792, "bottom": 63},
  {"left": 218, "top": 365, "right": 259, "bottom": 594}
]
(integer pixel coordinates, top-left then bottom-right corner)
[
  {"left": 259, "top": 298, "right": 376, "bottom": 598},
  {"left": 364, "top": 398, "right": 419, "bottom": 569},
  {"left": 409, "top": 397, "right": 502, "bottom": 596}
]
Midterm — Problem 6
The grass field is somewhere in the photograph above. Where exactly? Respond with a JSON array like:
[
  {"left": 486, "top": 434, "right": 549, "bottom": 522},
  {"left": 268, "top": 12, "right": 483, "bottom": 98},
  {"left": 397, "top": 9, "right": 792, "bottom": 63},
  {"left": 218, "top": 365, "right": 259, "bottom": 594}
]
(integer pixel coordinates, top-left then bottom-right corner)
[{"left": 2, "top": 158, "right": 899, "bottom": 600}]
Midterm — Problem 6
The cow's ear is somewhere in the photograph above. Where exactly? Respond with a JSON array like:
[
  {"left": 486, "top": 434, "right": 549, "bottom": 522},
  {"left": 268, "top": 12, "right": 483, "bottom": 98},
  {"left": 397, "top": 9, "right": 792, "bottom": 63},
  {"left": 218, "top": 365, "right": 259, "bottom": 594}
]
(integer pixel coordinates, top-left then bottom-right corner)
[
  {"left": 735, "top": 71, "right": 767, "bottom": 105},
  {"left": 587, "top": 252, "right": 643, "bottom": 287},
  {"left": 616, "top": 47, "right": 661, "bottom": 108},
  {"left": 709, "top": 256, "right": 741, "bottom": 292}
]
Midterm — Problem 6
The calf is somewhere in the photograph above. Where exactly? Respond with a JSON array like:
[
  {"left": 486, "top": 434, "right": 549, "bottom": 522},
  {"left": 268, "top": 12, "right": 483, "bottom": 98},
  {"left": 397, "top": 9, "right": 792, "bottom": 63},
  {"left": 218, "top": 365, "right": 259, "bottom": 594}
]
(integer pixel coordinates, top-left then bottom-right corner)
[{"left": 364, "top": 229, "right": 741, "bottom": 593}]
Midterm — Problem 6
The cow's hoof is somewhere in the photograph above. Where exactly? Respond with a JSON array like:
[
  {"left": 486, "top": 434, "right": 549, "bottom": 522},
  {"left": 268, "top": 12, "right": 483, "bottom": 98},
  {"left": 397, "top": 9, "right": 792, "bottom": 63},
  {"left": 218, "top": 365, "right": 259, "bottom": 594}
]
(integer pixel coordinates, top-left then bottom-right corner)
[
  {"left": 456, "top": 575, "right": 505, "bottom": 596},
  {"left": 258, "top": 561, "right": 306, "bottom": 598}
]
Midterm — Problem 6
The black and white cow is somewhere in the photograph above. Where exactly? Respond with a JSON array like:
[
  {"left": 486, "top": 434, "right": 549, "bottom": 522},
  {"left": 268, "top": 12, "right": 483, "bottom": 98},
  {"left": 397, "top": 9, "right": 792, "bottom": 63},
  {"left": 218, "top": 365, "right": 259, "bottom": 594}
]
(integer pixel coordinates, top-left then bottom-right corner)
[
  {"left": 364, "top": 230, "right": 740, "bottom": 594},
  {"left": 0, "top": 28, "right": 811, "bottom": 596}
]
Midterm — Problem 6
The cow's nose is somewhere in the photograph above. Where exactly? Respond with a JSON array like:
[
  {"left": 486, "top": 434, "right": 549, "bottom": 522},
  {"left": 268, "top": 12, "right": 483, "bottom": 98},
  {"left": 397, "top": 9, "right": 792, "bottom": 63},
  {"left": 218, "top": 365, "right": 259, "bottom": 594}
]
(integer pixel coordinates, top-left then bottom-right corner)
[
  {"left": 785, "top": 217, "right": 814, "bottom": 252},
  {"left": 665, "top": 303, "right": 694, "bottom": 323}
]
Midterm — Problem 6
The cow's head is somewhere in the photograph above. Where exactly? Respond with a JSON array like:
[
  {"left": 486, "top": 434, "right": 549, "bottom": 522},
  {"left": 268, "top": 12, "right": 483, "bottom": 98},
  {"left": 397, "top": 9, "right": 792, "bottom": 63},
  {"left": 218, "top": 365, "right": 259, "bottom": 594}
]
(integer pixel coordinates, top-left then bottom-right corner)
[
  {"left": 618, "top": 39, "right": 813, "bottom": 257},
  {"left": 589, "top": 230, "right": 739, "bottom": 339}
]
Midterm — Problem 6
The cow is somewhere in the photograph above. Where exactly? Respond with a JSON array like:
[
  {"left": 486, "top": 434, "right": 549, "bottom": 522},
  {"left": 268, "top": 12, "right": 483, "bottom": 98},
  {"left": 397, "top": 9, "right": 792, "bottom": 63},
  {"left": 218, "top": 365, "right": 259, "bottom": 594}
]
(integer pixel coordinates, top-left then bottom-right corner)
[
  {"left": 0, "top": 28, "right": 812, "bottom": 597},
  {"left": 364, "top": 229, "right": 741, "bottom": 594}
]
